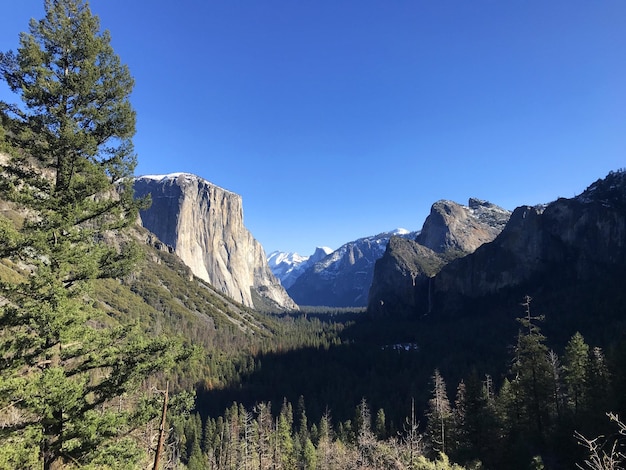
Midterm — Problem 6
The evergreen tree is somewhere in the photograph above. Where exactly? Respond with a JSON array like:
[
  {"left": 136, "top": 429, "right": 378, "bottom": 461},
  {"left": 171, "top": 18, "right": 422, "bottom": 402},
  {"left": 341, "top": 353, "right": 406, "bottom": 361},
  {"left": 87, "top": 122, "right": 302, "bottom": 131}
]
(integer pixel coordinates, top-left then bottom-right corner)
[
  {"left": 0, "top": 1, "right": 182, "bottom": 467},
  {"left": 425, "top": 369, "right": 452, "bottom": 456},
  {"left": 316, "top": 410, "right": 333, "bottom": 470},
  {"left": 459, "top": 373, "right": 499, "bottom": 466},
  {"left": 355, "top": 397, "right": 373, "bottom": 445},
  {"left": 355, "top": 397, "right": 376, "bottom": 466},
  {"left": 187, "top": 439, "right": 209, "bottom": 470},
  {"left": 277, "top": 399, "right": 295, "bottom": 469},
  {"left": 584, "top": 346, "right": 612, "bottom": 432},
  {"left": 510, "top": 296, "right": 555, "bottom": 441},
  {"left": 375, "top": 408, "right": 387, "bottom": 440},
  {"left": 296, "top": 395, "right": 308, "bottom": 442},
  {"left": 241, "top": 405, "right": 254, "bottom": 470},
  {"left": 563, "top": 332, "right": 590, "bottom": 419},
  {"left": 450, "top": 380, "right": 468, "bottom": 459},
  {"left": 547, "top": 349, "right": 564, "bottom": 421},
  {"left": 254, "top": 402, "right": 273, "bottom": 469},
  {"left": 302, "top": 437, "right": 317, "bottom": 470}
]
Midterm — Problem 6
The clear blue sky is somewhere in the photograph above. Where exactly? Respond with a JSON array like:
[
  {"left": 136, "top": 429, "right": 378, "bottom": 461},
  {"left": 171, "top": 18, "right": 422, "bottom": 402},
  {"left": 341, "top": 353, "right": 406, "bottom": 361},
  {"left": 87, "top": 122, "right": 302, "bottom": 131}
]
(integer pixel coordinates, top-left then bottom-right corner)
[{"left": 1, "top": 1, "right": 625, "bottom": 256}]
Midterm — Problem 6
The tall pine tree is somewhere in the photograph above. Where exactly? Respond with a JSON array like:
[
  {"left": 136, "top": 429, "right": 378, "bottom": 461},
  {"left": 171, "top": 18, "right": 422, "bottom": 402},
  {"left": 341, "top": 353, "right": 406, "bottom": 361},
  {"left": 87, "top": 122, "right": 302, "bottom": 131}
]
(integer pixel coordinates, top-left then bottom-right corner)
[
  {"left": 0, "top": 1, "right": 182, "bottom": 468},
  {"left": 425, "top": 369, "right": 452, "bottom": 456},
  {"left": 563, "top": 332, "right": 590, "bottom": 420},
  {"left": 509, "top": 297, "right": 555, "bottom": 448}
]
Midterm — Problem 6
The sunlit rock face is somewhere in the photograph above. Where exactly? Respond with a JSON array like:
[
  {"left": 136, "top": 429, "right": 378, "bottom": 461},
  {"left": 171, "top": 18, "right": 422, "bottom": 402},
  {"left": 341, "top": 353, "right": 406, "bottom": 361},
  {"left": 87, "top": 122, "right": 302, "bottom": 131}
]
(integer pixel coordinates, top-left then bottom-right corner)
[
  {"left": 416, "top": 198, "right": 511, "bottom": 254},
  {"left": 133, "top": 173, "right": 297, "bottom": 311},
  {"left": 368, "top": 198, "right": 511, "bottom": 317}
]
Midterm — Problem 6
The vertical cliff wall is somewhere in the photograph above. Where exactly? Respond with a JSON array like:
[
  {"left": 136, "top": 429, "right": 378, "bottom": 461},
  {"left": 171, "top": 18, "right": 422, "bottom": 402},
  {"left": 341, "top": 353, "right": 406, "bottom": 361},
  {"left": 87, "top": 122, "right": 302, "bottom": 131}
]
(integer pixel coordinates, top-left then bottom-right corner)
[
  {"left": 133, "top": 173, "right": 297, "bottom": 310},
  {"left": 368, "top": 198, "right": 511, "bottom": 317},
  {"left": 369, "top": 170, "right": 626, "bottom": 319}
]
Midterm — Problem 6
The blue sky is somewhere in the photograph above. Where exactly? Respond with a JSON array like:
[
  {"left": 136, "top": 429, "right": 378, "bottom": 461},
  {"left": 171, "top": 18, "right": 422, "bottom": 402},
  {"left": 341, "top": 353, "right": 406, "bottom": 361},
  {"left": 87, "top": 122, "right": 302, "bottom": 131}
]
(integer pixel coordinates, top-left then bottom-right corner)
[{"left": 1, "top": 1, "right": 625, "bottom": 256}]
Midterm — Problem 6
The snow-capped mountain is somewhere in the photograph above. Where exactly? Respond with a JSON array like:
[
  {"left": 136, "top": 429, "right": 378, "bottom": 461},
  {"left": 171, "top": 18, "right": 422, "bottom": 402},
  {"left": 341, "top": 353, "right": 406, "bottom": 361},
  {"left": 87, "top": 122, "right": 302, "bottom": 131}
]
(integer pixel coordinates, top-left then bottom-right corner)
[
  {"left": 286, "top": 229, "right": 418, "bottom": 308},
  {"left": 268, "top": 247, "right": 333, "bottom": 289}
]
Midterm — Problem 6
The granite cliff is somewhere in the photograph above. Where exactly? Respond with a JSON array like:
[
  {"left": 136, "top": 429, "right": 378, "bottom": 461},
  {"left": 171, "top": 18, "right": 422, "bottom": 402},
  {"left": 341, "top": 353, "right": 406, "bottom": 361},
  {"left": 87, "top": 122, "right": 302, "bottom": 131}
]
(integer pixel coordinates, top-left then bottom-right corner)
[
  {"left": 133, "top": 173, "right": 297, "bottom": 311},
  {"left": 416, "top": 198, "right": 511, "bottom": 254},
  {"left": 428, "top": 170, "right": 626, "bottom": 315},
  {"left": 368, "top": 170, "right": 626, "bottom": 320},
  {"left": 368, "top": 198, "right": 511, "bottom": 316}
]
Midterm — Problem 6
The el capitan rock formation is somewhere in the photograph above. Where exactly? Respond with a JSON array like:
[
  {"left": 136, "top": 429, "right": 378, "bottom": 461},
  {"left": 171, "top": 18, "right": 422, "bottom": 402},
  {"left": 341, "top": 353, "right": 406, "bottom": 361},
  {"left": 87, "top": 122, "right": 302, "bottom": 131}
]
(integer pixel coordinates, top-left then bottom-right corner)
[{"left": 134, "top": 173, "right": 297, "bottom": 311}]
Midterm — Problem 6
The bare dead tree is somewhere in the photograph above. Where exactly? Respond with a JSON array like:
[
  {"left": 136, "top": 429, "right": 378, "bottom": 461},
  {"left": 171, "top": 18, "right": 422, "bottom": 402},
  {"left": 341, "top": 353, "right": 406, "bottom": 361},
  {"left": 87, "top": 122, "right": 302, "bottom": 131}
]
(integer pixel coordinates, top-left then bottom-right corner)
[
  {"left": 153, "top": 382, "right": 169, "bottom": 470},
  {"left": 576, "top": 413, "right": 625, "bottom": 470}
]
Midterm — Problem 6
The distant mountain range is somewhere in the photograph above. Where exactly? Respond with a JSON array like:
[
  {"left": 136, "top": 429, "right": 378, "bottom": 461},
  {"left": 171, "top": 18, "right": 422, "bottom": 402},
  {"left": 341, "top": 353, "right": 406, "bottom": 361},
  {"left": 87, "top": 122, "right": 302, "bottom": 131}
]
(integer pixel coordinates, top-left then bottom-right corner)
[
  {"left": 267, "top": 247, "right": 333, "bottom": 290},
  {"left": 269, "top": 229, "right": 417, "bottom": 307},
  {"left": 130, "top": 167, "right": 626, "bottom": 326},
  {"left": 268, "top": 198, "right": 512, "bottom": 308}
]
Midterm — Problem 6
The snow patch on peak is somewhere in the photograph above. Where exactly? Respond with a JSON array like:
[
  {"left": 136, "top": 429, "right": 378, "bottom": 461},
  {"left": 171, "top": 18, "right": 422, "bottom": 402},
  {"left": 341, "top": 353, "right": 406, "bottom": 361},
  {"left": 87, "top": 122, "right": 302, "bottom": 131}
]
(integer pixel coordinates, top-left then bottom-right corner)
[
  {"left": 268, "top": 246, "right": 335, "bottom": 289},
  {"left": 135, "top": 172, "right": 234, "bottom": 195},
  {"left": 267, "top": 251, "right": 308, "bottom": 269},
  {"left": 137, "top": 172, "right": 195, "bottom": 181},
  {"left": 394, "top": 228, "right": 410, "bottom": 235}
]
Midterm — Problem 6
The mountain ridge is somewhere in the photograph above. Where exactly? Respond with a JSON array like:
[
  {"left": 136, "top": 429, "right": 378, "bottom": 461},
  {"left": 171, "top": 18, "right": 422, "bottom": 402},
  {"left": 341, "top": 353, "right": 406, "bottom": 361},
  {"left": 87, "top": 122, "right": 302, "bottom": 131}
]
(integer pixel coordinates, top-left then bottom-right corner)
[
  {"left": 368, "top": 170, "right": 626, "bottom": 324},
  {"left": 285, "top": 228, "right": 417, "bottom": 307},
  {"left": 368, "top": 198, "right": 512, "bottom": 316},
  {"left": 267, "top": 246, "right": 333, "bottom": 289}
]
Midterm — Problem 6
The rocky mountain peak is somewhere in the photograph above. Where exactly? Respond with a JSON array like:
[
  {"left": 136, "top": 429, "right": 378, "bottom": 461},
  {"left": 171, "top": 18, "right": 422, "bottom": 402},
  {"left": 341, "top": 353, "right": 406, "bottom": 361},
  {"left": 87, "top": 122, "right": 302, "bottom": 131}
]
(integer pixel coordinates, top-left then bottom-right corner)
[
  {"left": 133, "top": 174, "right": 297, "bottom": 311},
  {"left": 368, "top": 198, "right": 510, "bottom": 317},
  {"left": 416, "top": 198, "right": 511, "bottom": 254},
  {"left": 310, "top": 246, "right": 334, "bottom": 263},
  {"left": 267, "top": 246, "right": 333, "bottom": 290},
  {"left": 576, "top": 169, "right": 626, "bottom": 206},
  {"left": 368, "top": 169, "right": 626, "bottom": 319}
]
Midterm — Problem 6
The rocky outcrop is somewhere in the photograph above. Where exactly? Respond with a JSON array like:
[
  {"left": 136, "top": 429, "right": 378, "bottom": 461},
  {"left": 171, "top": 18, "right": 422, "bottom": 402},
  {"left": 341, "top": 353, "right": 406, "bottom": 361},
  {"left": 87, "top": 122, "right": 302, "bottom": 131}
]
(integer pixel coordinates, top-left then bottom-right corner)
[
  {"left": 430, "top": 170, "right": 626, "bottom": 312},
  {"left": 367, "top": 237, "right": 445, "bottom": 317},
  {"left": 368, "top": 170, "right": 626, "bottom": 319},
  {"left": 287, "top": 230, "right": 416, "bottom": 307},
  {"left": 133, "top": 173, "right": 297, "bottom": 311},
  {"left": 416, "top": 198, "right": 510, "bottom": 254},
  {"left": 368, "top": 199, "right": 511, "bottom": 316}
]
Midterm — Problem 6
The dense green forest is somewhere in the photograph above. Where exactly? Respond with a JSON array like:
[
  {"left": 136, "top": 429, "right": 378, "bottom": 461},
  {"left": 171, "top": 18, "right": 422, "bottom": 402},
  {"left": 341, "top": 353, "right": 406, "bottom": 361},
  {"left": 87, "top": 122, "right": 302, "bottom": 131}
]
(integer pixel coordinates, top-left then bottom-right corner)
[
  {"left": 182, "top": 297, "right": 626, "bottom": 470},
  {"left": 1, "top": 1, "right": 625, "bottom": 469}
]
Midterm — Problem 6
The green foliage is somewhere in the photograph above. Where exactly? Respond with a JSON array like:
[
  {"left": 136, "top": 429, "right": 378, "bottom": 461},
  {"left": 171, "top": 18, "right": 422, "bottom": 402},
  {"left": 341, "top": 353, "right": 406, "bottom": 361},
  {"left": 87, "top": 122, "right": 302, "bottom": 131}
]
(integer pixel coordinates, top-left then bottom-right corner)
[
  {"left": 302, "top": 437, "right": 317, "bottom": 470},
  {"left": 0, "top": 1, "right": 184, "bottom": 467},
  {"left": 563, "top": 332, "right": 590, "bottom": 418},
  {"left": 0, "top": 0, "right": 137, "bottom": 187},
  {"left": 413, "top": 452, "right": 467, "bottom": 470},
  {"left": 183, "top": 398, "right": 470, "bottom": 470},
  {"left": 0, "top": 426, "right": 42, "bottom": 469},
  {"left": 509, "top": 296, "right": 556, "bottom": 441},
  {"left": 192, "top": 294, "right": 625, "bottom": 470}
]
